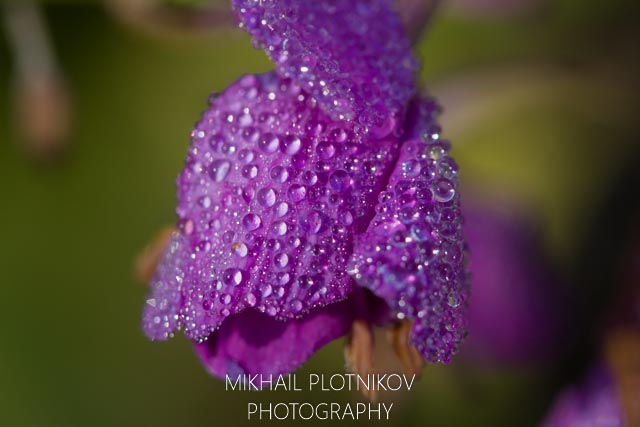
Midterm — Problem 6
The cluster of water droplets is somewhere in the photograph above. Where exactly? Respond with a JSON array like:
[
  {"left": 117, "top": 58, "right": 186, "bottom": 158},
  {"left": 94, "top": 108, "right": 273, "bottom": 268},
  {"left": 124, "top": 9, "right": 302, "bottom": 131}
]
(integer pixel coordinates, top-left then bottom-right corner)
[
  {"left": 232, "top": 0, "right": 418, "bottom": 128},
  {"left": 142, "top": 233, "right": 187, "bottom": 340},
  {"left": 348, "top": 98, "right": 469, "bottom": 363},
  {"left": 143, "top": 71, "right": 402, "bottom": 342}
]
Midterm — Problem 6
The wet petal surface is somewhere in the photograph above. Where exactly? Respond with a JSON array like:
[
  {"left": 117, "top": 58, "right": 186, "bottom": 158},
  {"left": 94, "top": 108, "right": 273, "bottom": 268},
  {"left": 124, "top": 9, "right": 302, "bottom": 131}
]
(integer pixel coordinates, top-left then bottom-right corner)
[
  {"left": 142, "top": 72, "right": 400, "bottom": 342},
  {"left": 349, "top": 98, "right": 469, "bottom": 364},
  {"left": 232, "top": 0, "right": 418, "bottom": 127}
]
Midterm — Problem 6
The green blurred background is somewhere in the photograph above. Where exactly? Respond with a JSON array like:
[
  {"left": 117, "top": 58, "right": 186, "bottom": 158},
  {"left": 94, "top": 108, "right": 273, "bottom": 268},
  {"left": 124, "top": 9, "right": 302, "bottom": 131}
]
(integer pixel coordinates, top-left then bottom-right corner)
[{"left": 0, "top": 1, "right": 638, "bottom": 426}]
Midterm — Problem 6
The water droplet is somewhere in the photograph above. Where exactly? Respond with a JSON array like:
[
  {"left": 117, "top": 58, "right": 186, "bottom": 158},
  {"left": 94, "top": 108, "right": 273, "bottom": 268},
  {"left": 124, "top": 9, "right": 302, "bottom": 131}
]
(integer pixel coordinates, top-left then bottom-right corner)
[
  {"left": 428, "top": 145, "right": 447, "bottom": 161},
  {"left": 257, "top": 188, "right": 276, "bottom": 207},
  {"left": 402, "top": 159, "right": 421, "bottom": 177},
  {"left": 271, "top": 221, "right": 287, "bottom": 236},
  {"left": 288, "top": 184, "right": 307, "bottom": 202},
  {"left": 290, "top": 299, "right": 303, "bottom": 313},
  {"left": 259, "top": 133, "right": 279, "bottom": 153},
  {"left": 410, "top": 223, "right": 432, "bottom": 242},
  {"left": 281, "top": 135, "right": 302, "bottom": 155},
  {"left": 222, "top": 269, "right": 244, "bottom": 286},
  {"left": 221, "top": 143, "right": 236, "bottom": 156},
  {"left": 246, "top": 292, "right": 257, "bottom": 307},
  {"left": 270, "top": 166, "right": 289, "bottom": 183},
  {"left": 242, "top": 213, "right": 262, "bottom": 231},
  {"left": 399, "top": 206, "right": 418, "bottom": 223},
  {"left": 277, "top": 272, "right": 291, "bottom": 286},
  {"left": 241, "top": 127, "right": 259, "bottom": 143},
  {"left": 198, "top": 196, "right": 212, "bottom": 209},
  {"left": 329, "top": 170, "right": 351, "bottom": 192},
  {"left": 299, "top": 210, "right": 326, "bottom": 234},
  {"left": 275, "top": 202, "right": 289, "bottom": 217},
  {"left": 242, "top": 164, "right": 258, "bottom": 179},
  {"left": 232, "top": 242, "right": 248, "bottom": 258},
  {"left": 438, "top": 158, "right": 458, "bottom": 179},
  {"left": 330, "top": 128, "right": 348, "bottom": 143},
  {"left": 209, "top": 159, "right": 231, "bottom": 182},
  {"left": 238, "top": 149, "right": 255, "bottom": 164},
  {"left": 266, "top": 238, "right": 282, "bottom": 251},
  {"left": 178, "top": 218, "right": 195, "bottom": 235},
  {"left": 274, "top": 253, "right": 289, "bottom": 268},
  {"left": 338, "top": 209, "right": 354, "bottom": 225},
  {"left": 431, "top": 179, "right": 455, "bottom": 203},
  {"left": 447, "top": 294, "right": 460, "bottom": 308},
  {"left": 316, "top": 141, "right": 335, "bottom": 159},
  {"left": 262, "top": 285, "right": 273, "bottom": 298},
  {"left": 302, "top": 171, "right": 318, "bottom": 185}
]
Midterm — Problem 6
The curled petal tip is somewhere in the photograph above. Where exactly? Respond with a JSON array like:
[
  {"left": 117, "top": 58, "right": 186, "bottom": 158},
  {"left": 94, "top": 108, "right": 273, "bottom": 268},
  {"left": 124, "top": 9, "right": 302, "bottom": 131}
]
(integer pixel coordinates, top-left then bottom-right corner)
[{"left": 232, "top": 0, "right": 418, "bottom": 126}]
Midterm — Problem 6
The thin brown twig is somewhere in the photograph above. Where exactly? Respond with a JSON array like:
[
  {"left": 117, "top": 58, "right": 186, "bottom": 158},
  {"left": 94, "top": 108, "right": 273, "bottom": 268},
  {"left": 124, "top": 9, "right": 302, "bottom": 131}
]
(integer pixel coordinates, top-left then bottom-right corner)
[
  {"left": 104, "top": 0, "right": 233, "bottom": 36},
  {"left": 2, "top": 1, "right": 72, "bottom": 161}
]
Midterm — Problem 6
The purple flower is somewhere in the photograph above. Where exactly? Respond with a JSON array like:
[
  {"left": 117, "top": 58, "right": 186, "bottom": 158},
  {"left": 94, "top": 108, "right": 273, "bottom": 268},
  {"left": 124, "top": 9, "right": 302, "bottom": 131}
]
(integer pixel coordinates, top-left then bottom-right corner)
[
  {"left": 141, "top": 0, "right": 468, "bottom": 378},
  {"left": 460, "top": 200, "right": 570, "bottom": 365},
  {"left": 540, "top": 365, "right": 625, "bottom": 427}
]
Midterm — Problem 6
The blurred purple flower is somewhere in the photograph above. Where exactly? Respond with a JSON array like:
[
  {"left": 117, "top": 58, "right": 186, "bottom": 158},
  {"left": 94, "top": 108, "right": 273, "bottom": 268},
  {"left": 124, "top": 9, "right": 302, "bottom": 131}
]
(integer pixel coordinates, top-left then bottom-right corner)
[
  {"left": 141, "top": 0, "right": 468, "bottom": 378},
  {"left": 540, "top": 364, "right": 624, "bottom": 427},
  {"left": 460, "top": 200, "right": 569, "bottom": 365}
]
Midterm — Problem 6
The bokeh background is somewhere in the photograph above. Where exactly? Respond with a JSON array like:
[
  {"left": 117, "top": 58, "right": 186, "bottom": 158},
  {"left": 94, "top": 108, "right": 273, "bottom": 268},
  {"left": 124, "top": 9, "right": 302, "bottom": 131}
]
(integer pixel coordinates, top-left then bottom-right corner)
[{"left": 1, "top": 1, "right": 639, "bottom": 426}]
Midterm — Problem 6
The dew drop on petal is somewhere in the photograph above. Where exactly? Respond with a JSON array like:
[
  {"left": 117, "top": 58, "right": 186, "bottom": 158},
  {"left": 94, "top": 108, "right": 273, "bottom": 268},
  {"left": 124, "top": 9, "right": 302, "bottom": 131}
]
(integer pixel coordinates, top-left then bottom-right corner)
[
  {"left": 238, "top": 149, "right": 255, "bottom": 164},
  {"left": 259, "top": 133, "right": 280, "bottom": 153},
  {"left": 277, "top": 272, "right": 291, "bottom": 286},
  {"left": 301, "top": 171, "right": 318, "bottom": 185},
  {"left": 242, "top": 164, "right": 259, "bottom": 179},
  {"left": 431, "top": 178, "right": 455, "bottom": 203},
  {"left": 271, "top": 221, "right": 288, "bottom": 236},
  {"left": 242, "top": 213, "right": 262, "bottom": 231},
  {"left": 270, "top": 166, "right": 289, "bottom": 183},
  {"left": 281, "top": 135, "right": 302, "bottom": 155},
  {"left": 257, "top": 188, "right": 277, "bottom": 207},
  {"left": 316, "top": 141, "right": 335, "bottom": 159},
  {"left": 246, "top": 292, "right": 257, "bottom": 307},
  {"left": 329, "top": 170, "right": 352, "bottom": 192},
  {"left": 288, "top": 184, "right": 307, "bottom": 202},
  {"left": 299, "top": 210, "right": 325, "bottom": 234},
  {"left": 275, "top": 202, "right": 289, "bottom": 217},
  {"left": 209, "top": 159, "right": 231, "bottom": 182},
  {"left": 198, "top": 196, "right": 211, "bottom": 209},
  {"left": 232, "top": 242, "right": 248, "bottom": 258},
  {"left": 290, "top": 299, "right": 303, "bottom": 313},
  {"left": 222, "top": 268, "right": 244, "bottom": 286},
  {"left": 274, "top": 253, "right": 289, "bottom": 268}
]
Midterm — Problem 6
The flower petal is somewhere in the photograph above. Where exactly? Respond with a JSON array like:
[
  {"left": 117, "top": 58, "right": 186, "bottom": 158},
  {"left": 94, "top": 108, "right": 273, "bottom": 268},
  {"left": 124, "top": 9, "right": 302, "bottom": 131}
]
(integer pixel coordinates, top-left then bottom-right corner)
[
  {"left": 349, "top": 97, "right": 468, "bottom": 364},
  {"left": 194, "top": 288, "right": 384, "bottom": 377},
  {"left": 143, "top": 71, "right": 401, "bottom": 342},
  {"left": 142, "top": 232, "right": 187, "bottom": 340},
  {"left": 541, "top": 365, "right": 624, "bottom": 427},
  {"left": 462, "top": 202, "right": 569, "bottom": 365},
  {"left": 232, "top": 0, "right": 418, "bottom": 127}
]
